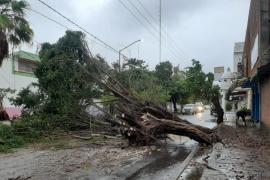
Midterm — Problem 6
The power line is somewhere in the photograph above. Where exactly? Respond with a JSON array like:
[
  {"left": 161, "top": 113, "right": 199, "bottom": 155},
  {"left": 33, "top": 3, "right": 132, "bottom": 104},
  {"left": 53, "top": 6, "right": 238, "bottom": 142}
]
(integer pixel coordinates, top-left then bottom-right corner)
[
  {"left": 136, "top": 0, "right": 192, "bottom": 61},
  {"left": 125, "top": 0, "right": 185, "bottom": 61},
  {"left": 29, "top": 8, "right": 70, "bottom": 29},
  {"left": 137, "top": 0, "right": 158, "bottom": 22},
  {"left": 28, "top": 8, "right": 113, "bottom": 56},
  {"left": 37, "top": 0, "right": 121, "bottom": 55},
  {"left": 35, "top": 0, "right": 187, "bottom": 63},
  {"left": 119, "top": 0, "right": 181, "bottom": 61},
  {"left": 126, "top": 0, "right": 157, "bottom": 35},
  {"left": 118, "top": 0, "right": 158, "bottom": 39},
  {"left": 125, "top": 0, "right": 176, "bottom": 62}
]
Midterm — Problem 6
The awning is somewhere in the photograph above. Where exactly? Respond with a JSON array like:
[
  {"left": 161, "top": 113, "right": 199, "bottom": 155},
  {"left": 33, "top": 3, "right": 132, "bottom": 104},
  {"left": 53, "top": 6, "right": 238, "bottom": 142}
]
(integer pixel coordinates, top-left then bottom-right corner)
[
  {"left": 225, "top": 78, "right": 250, "bottom": 101},
  {"left": 231, "top": 91, "right": 247, "bottom": 96},
  {"left": 258, "top": 62, "right": 270, "bottom": 76},
  {"left": 241, "top": 79, "right": 252, "bottom": 88},
  {"left": 251, "top": 62, "right": 270, "bottom": 82}
]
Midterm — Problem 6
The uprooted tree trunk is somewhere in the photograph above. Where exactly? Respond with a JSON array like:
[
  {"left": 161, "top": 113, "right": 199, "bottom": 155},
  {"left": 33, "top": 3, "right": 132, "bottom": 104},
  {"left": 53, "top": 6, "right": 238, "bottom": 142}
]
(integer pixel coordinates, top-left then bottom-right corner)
[
  {"left": 211, "top": 95, "right": 224, "bottom": 124},
  {"left": 83, "top": 57, "right": 220, "bottom": 145},
  {"left": 111, "top": 100, "right": 216, "bottom": 145}
]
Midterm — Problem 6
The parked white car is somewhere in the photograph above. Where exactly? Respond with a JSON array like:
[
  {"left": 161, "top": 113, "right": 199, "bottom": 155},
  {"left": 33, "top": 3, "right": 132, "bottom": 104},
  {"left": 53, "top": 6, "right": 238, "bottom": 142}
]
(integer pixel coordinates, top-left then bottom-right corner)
[{"left": 182, "top": 104, "right": 197, "bottom": 115}]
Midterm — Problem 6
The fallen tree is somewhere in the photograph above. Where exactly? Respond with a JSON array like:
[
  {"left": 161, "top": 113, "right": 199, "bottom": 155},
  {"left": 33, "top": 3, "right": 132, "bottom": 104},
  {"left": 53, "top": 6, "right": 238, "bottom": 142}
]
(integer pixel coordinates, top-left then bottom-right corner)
[
  {"left": 11, "top": 31, "right": 220, "bottom": 146},
  {"left": 84, "top": 58, "right": 221, "bottom": 145}
]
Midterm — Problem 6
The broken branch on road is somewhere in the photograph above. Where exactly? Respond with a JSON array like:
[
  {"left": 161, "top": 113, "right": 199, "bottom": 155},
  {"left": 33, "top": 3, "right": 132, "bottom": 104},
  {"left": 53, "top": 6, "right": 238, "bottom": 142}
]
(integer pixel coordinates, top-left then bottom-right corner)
[{"left": 83, "top": 57, "right": 221, "bottom": 145}]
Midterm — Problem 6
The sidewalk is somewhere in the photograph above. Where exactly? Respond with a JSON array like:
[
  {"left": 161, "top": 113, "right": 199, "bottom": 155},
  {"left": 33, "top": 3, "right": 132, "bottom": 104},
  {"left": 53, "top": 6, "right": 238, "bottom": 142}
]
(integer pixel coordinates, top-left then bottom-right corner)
[
  {"left": 181, "top": 120, "right": 270, "bottom": 179},
  {"left": 201, "top": 123, "right": 270, "bottom": 179}
]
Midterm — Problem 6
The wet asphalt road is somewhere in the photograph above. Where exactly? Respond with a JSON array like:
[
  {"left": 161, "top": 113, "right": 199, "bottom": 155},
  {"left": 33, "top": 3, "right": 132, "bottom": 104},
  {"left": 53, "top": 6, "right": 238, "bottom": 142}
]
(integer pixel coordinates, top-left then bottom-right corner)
[
  {"left": 180, "top": 110, "right": 217, "bottom": 129},
  {"left": 124, "top": 110, "right": 217, "bottom": 180}
]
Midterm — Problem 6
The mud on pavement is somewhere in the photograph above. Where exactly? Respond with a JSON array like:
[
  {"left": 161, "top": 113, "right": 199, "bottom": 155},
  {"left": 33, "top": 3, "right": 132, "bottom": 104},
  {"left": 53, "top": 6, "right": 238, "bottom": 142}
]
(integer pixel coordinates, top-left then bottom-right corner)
[
  {"left": 181, "top": 124, "right": 270, "bottom": 180},
  {"left": 0, "top": 138, "right": 149, "bottom": 180}
]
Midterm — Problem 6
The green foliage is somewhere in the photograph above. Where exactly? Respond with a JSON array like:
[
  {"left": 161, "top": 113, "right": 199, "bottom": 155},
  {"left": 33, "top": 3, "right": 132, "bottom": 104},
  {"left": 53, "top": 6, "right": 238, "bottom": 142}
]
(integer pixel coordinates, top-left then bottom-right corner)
[
  {"left": 0, "top": 114, "right": 58, "bottom": 153},
  {"left": 173, "top": 79, "right": 191, "bottom": 105},
  {"left": 0, "top": 88, "right": 15, "bottom": 98},
  {"left": 33, "top": 31, "right": 101, "bottom": 129},
  {"left": 136, "top": 81, "right": 169, "bottom": 105},
  {"left": 202, "top": 72, "right": 215, "bottom": 102},
  {"left": 155, "top": 61, "right": 173, "bottom": 87},
  {"left": 0, "top": 124, "right": 25, "bottom": 152},
  {"left": 226, "top": 102, "right": 232, "bottom": 111},
  {"left": 118, "top": 59, "right": 170, "bottom": 105},
  {"left": 239, "top": 107, "right": 251, "bottom": 114},
  {"left": 12, "top": 31, "right": 105, "bottom": 132},
  {"left": 12, "top": 115, "right": 51, "bottom": 137},
  {"left": 185, "top": 59, "right": 207, "bottom": 102},
  {"left": 100, "top": 95, "right": 119, "bottom": 105},
  {"left": 0, "top": 88, "right": 15, "bottom": 109},
  {"left": 9, "top": 29, "right": 220, "bottom": 153},
  {"left": 0, "top": 0, "right": 33, "bottom": 66},
  {"left": 11, "top": 86, "right": 42, "bottom": 114},
  {"left": 115, "top": 59, "right": 216, "bottom": 110}
]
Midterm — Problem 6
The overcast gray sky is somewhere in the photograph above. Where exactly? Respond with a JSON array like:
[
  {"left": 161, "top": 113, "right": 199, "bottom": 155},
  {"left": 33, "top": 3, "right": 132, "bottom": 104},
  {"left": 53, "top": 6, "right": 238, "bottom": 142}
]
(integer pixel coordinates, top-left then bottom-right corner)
[{"left": 22, "top": 0, "right": 251, "bottom": 72}]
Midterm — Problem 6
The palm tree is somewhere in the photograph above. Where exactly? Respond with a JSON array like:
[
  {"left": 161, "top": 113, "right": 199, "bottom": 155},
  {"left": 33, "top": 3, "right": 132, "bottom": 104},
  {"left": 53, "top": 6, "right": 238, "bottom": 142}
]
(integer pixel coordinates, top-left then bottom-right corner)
[{"left": 0, "top": 0, "right": 33, "bottom": 66}]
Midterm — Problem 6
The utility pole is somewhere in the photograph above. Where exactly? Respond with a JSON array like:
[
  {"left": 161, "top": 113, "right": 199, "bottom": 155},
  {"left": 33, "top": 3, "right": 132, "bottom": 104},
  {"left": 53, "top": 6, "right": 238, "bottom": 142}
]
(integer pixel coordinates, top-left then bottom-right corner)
[{"left": 159, "top": 0, "right": 162, "bottom": 63}]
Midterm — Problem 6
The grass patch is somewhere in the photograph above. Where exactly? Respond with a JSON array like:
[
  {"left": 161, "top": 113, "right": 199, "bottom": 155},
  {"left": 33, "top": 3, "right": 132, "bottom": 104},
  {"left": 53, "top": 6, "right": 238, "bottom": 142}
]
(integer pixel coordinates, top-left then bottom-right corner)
[
  {"left": 0, "top": 115, "right": 47, "bottom": 153},
  {"left": 0, "top": 124, "right": 26, "bottom": 153},
  {"left": 0, "top": 115, "right": 109, "bottom": 153}
]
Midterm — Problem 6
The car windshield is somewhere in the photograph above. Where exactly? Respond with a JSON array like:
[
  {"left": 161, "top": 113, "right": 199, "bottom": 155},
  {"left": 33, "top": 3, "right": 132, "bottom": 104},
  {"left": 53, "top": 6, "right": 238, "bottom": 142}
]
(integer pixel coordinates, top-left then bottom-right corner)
[{"left": 185, "top": 104, "right": 194, "bottom": 108}]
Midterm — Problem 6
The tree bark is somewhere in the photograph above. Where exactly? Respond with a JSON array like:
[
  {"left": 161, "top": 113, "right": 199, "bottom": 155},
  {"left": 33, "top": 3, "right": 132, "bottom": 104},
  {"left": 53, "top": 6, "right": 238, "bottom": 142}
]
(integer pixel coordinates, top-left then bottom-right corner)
[
  {"left": 211, "top": 95, "right": 224, "bottom": 124},
  {"left": 84, "top": 56, "right": 220, "bottom": 145}
]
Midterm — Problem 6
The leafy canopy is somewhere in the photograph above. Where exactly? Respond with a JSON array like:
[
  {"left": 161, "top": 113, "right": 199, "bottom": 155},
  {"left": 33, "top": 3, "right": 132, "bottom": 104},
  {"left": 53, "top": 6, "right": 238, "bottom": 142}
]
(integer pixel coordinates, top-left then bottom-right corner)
[
  {"left": 0, "top": 0, "right": 33, "bottom": 66},
  {"left": 13, "top": 31, "right": 102, "bottom": 129}
]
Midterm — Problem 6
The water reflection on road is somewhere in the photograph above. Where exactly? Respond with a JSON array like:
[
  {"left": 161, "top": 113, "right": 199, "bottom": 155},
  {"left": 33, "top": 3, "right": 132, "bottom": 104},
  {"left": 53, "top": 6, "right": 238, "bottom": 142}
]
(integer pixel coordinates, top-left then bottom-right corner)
[
  {"left": 126, "top": 110, "right": 217, "bottom": 180},
  {"left": 126, "top": 141, "right": 194, "bottom": 180},
  {"left": 179, "top": 110, "right": 217, "bottom": 129}
]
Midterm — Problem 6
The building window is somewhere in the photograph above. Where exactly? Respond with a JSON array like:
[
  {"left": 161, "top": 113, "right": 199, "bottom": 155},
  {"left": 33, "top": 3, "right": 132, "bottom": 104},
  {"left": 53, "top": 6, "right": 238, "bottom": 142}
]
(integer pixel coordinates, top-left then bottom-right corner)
[{"left": 17, "top": 59, "right": 37, "bottom": 73}]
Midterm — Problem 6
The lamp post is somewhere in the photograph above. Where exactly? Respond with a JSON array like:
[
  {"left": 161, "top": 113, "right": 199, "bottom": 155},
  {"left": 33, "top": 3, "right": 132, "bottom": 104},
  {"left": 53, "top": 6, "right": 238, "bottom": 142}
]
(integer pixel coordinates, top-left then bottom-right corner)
[{"left": 118, "top": 39, "right": 142, "bottom": 72}]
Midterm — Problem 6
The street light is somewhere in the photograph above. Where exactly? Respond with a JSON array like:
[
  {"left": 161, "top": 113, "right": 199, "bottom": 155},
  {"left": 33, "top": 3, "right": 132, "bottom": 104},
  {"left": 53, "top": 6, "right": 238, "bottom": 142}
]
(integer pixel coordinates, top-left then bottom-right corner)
[{"left": 118, "top": 39, "right": 142, "bottom": 72}]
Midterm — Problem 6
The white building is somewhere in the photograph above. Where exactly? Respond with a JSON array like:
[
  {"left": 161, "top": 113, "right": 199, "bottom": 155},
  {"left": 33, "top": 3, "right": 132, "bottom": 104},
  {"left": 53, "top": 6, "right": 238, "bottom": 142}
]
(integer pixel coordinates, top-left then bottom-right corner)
[
  {"left": 0, "top": 51, "right": 40, "bottom": 118},
  {"left": 214, "top": 66, "right": 224, "bottom": 81},
  {"left": 214, "top": 68, "right": 235, "bottom": 112},
  {"left": 232, "top": 42, "right": 252, "bottom": 111},
  {"left": 233, "top": 42, "right": 244, "bottom": 73}
]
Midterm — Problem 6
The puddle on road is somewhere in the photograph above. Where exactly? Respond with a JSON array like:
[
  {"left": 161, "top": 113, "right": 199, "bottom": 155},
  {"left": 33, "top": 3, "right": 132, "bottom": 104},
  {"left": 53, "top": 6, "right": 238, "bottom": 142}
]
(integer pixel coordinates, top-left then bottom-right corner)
[{"left": 126, "top": 140, "right": 196, "bottom": 180}]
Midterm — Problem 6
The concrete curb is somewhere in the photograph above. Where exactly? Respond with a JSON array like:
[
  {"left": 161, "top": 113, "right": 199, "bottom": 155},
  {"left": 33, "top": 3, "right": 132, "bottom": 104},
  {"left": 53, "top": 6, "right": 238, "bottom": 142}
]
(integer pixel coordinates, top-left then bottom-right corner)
[{"left": 175, "top": 144, "right": 199, "bottom": 179}]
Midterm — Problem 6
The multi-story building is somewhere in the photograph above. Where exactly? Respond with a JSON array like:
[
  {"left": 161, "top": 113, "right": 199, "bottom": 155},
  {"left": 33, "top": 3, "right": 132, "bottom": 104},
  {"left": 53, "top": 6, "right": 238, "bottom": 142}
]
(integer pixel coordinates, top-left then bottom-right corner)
[
  {"left": 0, "top": 50, "right": 40, "bottom": 118},
  {"left": 229, "top": 42, "right": 252, "bottom": 111},
  {"left": 233, "top": 42, "right": 245, "bottom": 74},
  {"left": 242, "top": 0, "right": 270, "bottom": 127},
  {"left": 214, "top": 66, "right": 225, "bottom": 81},
  {"left": 213, "top": 67, "right": 235, "bottom": 113}
]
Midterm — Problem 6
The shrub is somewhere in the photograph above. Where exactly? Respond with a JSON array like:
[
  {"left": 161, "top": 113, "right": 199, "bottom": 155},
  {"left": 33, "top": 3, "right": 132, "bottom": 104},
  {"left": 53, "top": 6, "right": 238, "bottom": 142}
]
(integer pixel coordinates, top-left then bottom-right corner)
[
  {"left": 0, "top": 124, "right": 25, "bottom": 152},
  {"left": 0, "top": 115, "right": 55, "bottom": 152},
  {"left": 226, "top": 102, "right": 232, "bottom": 111},
  {"left": 240, "top": 107, "right": 251, "bottom": 115}
]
